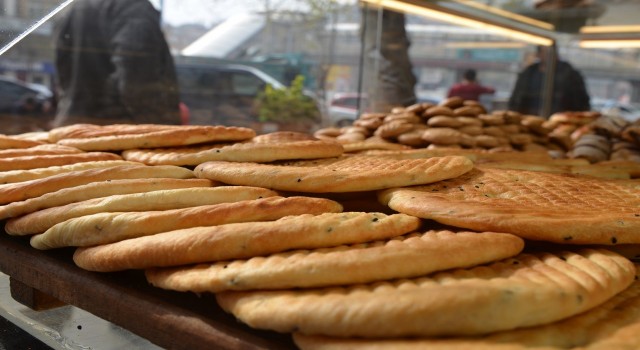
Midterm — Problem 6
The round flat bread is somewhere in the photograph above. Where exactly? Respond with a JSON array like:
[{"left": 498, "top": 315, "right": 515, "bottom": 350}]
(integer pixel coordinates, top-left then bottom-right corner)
[
  {"left": 48, "top": 123, "right": 178, "bottom": 141},
  {"left": 121, "top": 140, "right": 344, "bottom": 166},
  {"left": 342, "top": 140, "right": 411, "bottom": 153},
  {"left": 0, "top": 134, "right": 44, "bottom": 149},
  {"left": 294, "top": 264, "right": 640, "bottom": 350},
  {"left": 379, "top": 167, "right": 640, "bottom": 245},
  {"left": 0, "top": 144, "right": 82, "bottom": 159},
  {"left": 0, "top": 152, "right": 122, "bottom": 171},
  {"left": 249, "top": 131, "right": 317, "bottom": 143},
  {"left": 195, "top": 155, "right": 474, "bottom": 193},
  {"left": 146, "top": 230, "right": 524, "bottom": 292},
  {"left": 73, "top": 212, "right": 421, "bottom": 272},
  {"left": 0, "top": 164, "right": 194, "bottom": 206},
  {"left": 55, "top": 125, "right": 256, "bottom": 151},
  {"left": 31, "top": 196, "right": 343, "bottom": 249},
  {"left": 6, "top": 186, "right": 278, "bottom": 235},
  {"left": 216, "top": 249, "right": 635, "bottom": 338},
  {"left": 0, "top": 160, "right": 138, "bottom": 185},
  {"left": 0, "top": 178, "right": 214, "bottom": 220}
]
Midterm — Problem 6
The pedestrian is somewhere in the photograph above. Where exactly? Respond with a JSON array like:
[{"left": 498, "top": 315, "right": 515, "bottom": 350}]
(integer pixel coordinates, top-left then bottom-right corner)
[
  {"left": 52, "top": 0, "right": 182, "bottom": 127},
  {"left": 447, "top": 69, "right": 495, "bottom": 101},
  {"left": 508, "top": 46, "right": 590, "bottom": 117}
]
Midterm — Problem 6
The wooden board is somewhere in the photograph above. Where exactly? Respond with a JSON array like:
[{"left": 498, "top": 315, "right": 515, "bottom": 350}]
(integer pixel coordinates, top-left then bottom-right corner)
[{"left": 0, "top": 231, "right": 295, "bottom": 350}]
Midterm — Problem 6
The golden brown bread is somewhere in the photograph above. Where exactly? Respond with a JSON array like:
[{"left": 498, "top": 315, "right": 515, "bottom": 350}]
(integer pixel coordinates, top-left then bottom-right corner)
[
  {"left": 216, "top": 249, "right": 634, "bottom": 338},
  {"left": 73, "top": 212, "right": 421, "bottom": 272},
  {"left": 30, "top": 196, "right": 343, "bottom": 249},
  {"left": 294, "top": 264, "right": 640, "bottom": 350},
  {"left": 0, "top": 178, "right": 214, "bottom": 220},
  {"left": 195, "top": 155, "right": 474, "bottom": 193},
  {"left": 122, "top": 140, "right": 344, "bottom": 166},
  {"left": 0, "top": 134, "right": 44, "bottom": 149},
  {"left": 6, "top": 186, "right": 277, "bottom": 235},
  {"left": 54, "top": 125, "right": 256, "bottom": 151},
  {"left": 0, "top": 164, "right": 194, "bottom": 205},
  {"left": 146, "top": 230, "right": 524, "bottom": 292},
  {"left": 0, "top": 152, "right": 122, "bottom": 171},
  {"left": 379, "top": 167, "right": 640, "bottom": 244}
]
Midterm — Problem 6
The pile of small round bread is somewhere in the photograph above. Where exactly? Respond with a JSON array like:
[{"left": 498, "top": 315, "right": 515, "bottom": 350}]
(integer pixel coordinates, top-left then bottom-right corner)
[{"left": 314, "top": 96, "right": 640, "bottom": 164}]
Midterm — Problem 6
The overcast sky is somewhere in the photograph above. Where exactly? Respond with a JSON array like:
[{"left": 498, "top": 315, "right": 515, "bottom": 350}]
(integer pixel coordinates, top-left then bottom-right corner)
[
  {"left": 149, "top": 0, "right": 308, "bottom": 27},
  {"left": 152, "top": 0, "right": 245, "bottom": 26}
]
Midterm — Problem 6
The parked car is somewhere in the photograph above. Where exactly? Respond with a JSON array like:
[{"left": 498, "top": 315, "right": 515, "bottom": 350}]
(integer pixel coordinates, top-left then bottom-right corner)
[
  {"left": 327, "top": 93, "right": 368, "bottom": 127},
  {"left": 175, "top": 59, "right": 321, "bottom": 129},
  {"left": 0, "top": 77, "right": 53, "bottom": 115},
  {"left": 0, "top": 77, "right": 54, "bottom": 134},
  {"left": 175, "top": 61, "right": 281, "bottom": 127},
  {"left": 591, "top": 98, "right": 640, "bottom": 122}
]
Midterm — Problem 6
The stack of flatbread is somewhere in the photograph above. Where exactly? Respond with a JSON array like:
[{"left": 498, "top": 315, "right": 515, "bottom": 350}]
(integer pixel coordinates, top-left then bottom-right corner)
[
  {"left": 3, "top": 123, "right": 640, "bottom": 349},
  {"left": 0, "top": 133, "right": 123, "bottom": 171}
]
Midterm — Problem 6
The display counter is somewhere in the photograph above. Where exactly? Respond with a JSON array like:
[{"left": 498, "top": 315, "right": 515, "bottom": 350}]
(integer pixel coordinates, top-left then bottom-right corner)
[{"left": 0, "top": 231, "right": 295, "bottom": 350}]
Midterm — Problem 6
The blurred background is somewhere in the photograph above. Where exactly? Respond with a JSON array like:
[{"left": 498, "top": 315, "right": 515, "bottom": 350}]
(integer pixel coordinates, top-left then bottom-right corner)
[{"left": 1, "top": 0, "right": 640, "bottom": 133}]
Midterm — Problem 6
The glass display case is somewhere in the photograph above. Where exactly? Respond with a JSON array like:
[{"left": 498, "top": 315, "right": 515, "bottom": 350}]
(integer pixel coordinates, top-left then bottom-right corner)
[
  {"left": 2, "top": 1, "right": 640, "bottom": 349},
  {"left": 1, "top": 0, "right": 640, "bottom": 135}
]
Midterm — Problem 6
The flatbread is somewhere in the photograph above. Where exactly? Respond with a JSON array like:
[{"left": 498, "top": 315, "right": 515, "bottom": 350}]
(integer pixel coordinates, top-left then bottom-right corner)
[
  {"left": 0, "top": 144, "right": 82, "bottom": 158},
  {"left": 293, "top": 264, "right": 640, "bottom": 350},
  {"left": 364, "top": 148, "right": 563, "bottom": 164},
  {"left": 48, "top": 123, "right": 179, "bottom": 141},
  {"left": 0, "top": 160, "right": 138, "bottom": 184},
  {"left": 0, "top": 178, "right": 214, "bottom": 220},
  {"left": 378, "top": 167, "right": 640, "bottom": 245},
  {"left": 216, "top": 249, "right": 635, "bottom": 338},
  {"left": 9, "top": 131, "right": 50, "bottom": 143},
  {"left": 360, "top": 148, "right": 477, "bottom": 161},
  {"left": 55, "top": 125, "right": 256, "bottom": 151},
  {"left": 6, "top": 186, "right": 278, "bottom": 235},
  {"left": 476, "top": 160, "right": 632, "bottom": 180},
  {"left": 0, "top": 152, "right": 122, "bottom": 171},
  {"left": 31, "top": 196, "right": 343, "bottom": 249},
  {"left": 0, "top": 134, "right": 44, "bottom": 149},
  {"left": 0, "top": 164, "right": 194, "bottom": 205},
  {"left": 73, "top": 212, "right": 421, "bottom": 272},
  {"left": 121, "top": 140, "right": 344, "bottom": 166},
  {"left": 342, "top": 140, "right": 411, "bottom": 153},
  {"left": 195, "top": 155, "right": 474, "bottom": 192},
  {"left": 146, "top": 230, "right": 524, "bottom": 292},
  {"left": 249, "top": 131, "right": 317, "bottom": 143}
]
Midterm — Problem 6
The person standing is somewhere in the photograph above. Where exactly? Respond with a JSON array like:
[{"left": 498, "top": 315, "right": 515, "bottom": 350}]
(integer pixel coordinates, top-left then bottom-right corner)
[
  {"left": 508, "top": 46, "right": 590, "bottom": 117},
  {"left": 52, "top": 0, "right": 181, "bottom": 127},
  {"left": 447, "top": 69, "right": 495, "bottom": 101}
]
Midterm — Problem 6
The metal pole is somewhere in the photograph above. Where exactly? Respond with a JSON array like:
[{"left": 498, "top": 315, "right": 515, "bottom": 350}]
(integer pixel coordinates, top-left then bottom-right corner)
[
  {"left": 541, "top": 42, "right": 557, "bottom": 118},
  {"left": 356, "top": 3, "right": 369, "bottom": 117}
]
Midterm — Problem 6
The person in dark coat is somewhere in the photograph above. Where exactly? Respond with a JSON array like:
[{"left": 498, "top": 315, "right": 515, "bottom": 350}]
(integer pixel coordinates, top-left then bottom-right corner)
[
  {"left": 53, "top": 0, "right": 181, "bottom": 127},
  {"left": 508, "top": 46, "right": 590, "bottom": 117}
]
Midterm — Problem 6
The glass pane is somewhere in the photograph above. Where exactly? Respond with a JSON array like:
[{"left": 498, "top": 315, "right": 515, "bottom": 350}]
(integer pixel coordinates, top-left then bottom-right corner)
[{"left": 0, "top": 0, "right": 639, "bottom": 133}]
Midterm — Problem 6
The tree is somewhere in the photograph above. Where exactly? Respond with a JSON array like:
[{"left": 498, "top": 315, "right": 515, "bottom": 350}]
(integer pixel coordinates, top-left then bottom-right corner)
[{"left": 360, "top": 6, "right": 417, "bottom": 113}]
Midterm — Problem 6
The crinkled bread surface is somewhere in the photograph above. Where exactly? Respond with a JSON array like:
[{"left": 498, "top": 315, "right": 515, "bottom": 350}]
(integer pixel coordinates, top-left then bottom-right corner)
[
  {"left": 73, "top": 212, "right": 421, "bottom": 272},
  {"left": 51, "top": 124, "right": 256, "bottom": 151},
  {"left": 216, "top": 249, "right": 635, "bottom": 338},
  {"left": 0, "top": 152, "right": 122, "bottom": 171},
  {"left": 379, "top": 167, "right": 640, "bottom": 244},
  {"left": 0, "top": 164, "right": 194, "bottom": 206},
  {"left": 146, "top": 230, "right": 524, "bottom": 292},
  {"left": 30, "top": 196, "right": 343, "bottom": 249},
  {"left": 6, "top": 186, "right": 277, "bottom": 235},
  {"left": 122, "top": 140, "right": 344, "bottom": 166},
  {"left": 0, "top": 178, "right": 214, "bottom": 220},
  {"left": 292, "top": 264, "right": 640, "bottom": 350}
]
